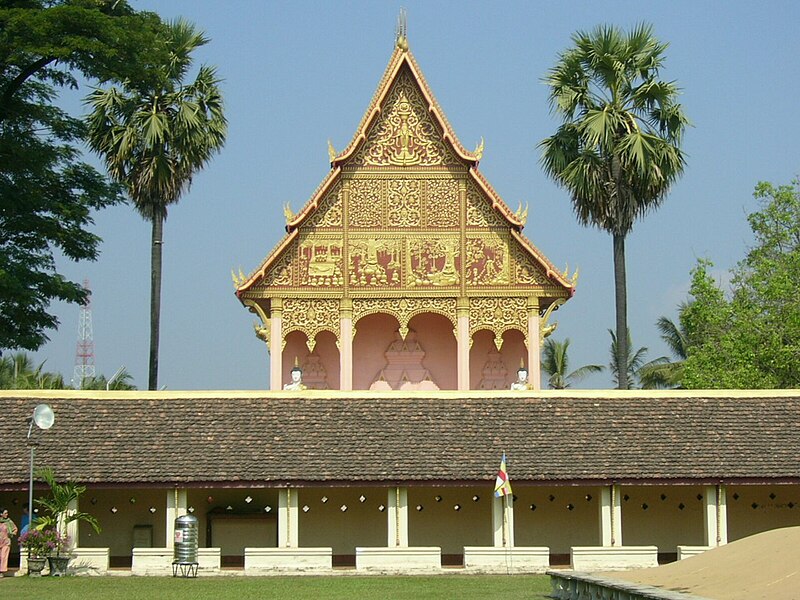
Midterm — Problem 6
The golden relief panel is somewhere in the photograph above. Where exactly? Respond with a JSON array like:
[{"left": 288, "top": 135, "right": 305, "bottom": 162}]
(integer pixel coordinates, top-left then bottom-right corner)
[
  {"left": 387, "top": 179, "right": 421, "bottom": 227},
  {"left": 406, "top": 236, "right": 460, "bottom": 287},
  {"left": 306, "top": 182, "right": 343, "bottom": 228},
  {"left": 510, "top": 243, "right": 550, "bottom": 286},
  {"left": 469, "top": 297, "right": 527, "bottom": 350},
  {"left": 262, "top": 240, "right": 296, "bottom": 287},
  {"left": 349, "top": 238, "right": 403, "bottom": 287},
  {"left": 465, "top": 233, "right": 510, "bottom": 286},
  {"left": 282, "top": 298, "right": 340, "bottom": 352},
  {"left": 466, "top": 182, "right": 506, "bottom": 228},
  {"left": 353, "top": 297, "right": 457, "bottom": 339},
  {"left": 299, "top": 238, "right": 344, "bottom": 287},
  {"left": 423, "top": 179, "right": 460, "bottom": 228},
  {"left": 351, "top": 69, "right": 458, "bottom": 167},
  {"left": 348, "top": 179, "right": 384, "bottom": 228}
]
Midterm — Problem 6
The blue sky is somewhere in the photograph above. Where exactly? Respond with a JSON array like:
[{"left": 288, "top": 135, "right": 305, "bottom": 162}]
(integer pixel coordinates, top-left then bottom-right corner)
[{"left": 33, "top": 1, "right": 800, "bottom": 389}]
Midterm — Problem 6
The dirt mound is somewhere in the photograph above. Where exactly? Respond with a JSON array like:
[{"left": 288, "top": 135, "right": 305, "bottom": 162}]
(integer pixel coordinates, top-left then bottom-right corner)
[{"left": 607, "top": 526, "right": 800, "bottom": 599}]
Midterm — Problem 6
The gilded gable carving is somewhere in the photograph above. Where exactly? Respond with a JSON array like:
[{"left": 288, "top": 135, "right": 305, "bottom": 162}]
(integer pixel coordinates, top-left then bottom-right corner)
[
  {"left": 465, "top": 232, "right": 510, "bottom": 286},
  {"left": 407, "top": 235, "right": 460, "bottom": 287},
  {"left": 298, "top": 236, "right": 344, "bottom": 287},
  {"left": 388, "top": 179, "right": 421, "bottom": 227},
  {"left": 306, "top": 182, "right": 343, "bottom": 228},
  {"left": 351, "top": 69, "right": 458, "bottom": 167},
  {"left": 349, "top": 179, "right": 384, "bottom": 228},
  {"left": 424, "top": 179, "right": 460, "bottom": 228},
  {"left": 349, "top": 237, "right": 403, "bottom": 288},
  {"left": 510, "top": 243, "right": 550, "bottom": 286},
  {"left": 262, "top": 239, "right": 297, "bottom": 287},
  {"left": 466, "top": 182, "right": 506, "bottom": 228}
]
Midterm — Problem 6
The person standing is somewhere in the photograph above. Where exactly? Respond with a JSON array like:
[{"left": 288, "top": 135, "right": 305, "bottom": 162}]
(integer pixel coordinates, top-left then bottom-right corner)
[
  {"left": 19, "top": 504, "right": 30, "bottom": 536},
  {"left": 0, "top": 507, "right": 18, "bottom": 577}
]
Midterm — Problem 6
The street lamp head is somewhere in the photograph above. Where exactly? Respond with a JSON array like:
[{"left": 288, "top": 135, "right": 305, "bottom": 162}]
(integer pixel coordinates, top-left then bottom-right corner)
[{"left": 32, "top": 404, "right": 54, "bottom": 430}]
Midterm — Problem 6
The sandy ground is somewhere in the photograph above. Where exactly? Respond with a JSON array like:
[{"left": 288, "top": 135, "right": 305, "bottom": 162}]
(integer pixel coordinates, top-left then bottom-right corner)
[{"left": 604, "top": 526, "right": 800, "bottom": 600}]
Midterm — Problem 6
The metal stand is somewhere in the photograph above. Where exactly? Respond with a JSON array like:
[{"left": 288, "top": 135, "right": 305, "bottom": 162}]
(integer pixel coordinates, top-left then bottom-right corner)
[{"left": 172, "top": 561, "right": 198, "bottom": 578}]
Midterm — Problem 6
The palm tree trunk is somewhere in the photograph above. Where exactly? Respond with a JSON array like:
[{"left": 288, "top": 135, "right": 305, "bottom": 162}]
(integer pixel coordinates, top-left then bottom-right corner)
[
  {"left": 148, "top": 214, "right": 164, "bottom": 390},
  {"left": 613, "top": 232, "right": 628, "bottom": 389}
]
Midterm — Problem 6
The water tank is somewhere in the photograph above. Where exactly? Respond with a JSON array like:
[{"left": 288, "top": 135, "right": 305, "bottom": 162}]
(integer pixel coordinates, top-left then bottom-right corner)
[{"left": 173, "top": 514, "right": 198, "bottom": 563}]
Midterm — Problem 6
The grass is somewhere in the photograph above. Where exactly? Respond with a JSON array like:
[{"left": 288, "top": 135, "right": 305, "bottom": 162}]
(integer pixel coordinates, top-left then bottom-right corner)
[{"left": 1, "top": 573, "right": 553, "bottom": 599}]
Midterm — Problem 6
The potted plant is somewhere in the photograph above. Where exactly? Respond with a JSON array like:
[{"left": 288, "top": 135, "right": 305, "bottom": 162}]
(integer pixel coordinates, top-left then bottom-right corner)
[
  {"left": 17, "top": 528, "right": 67, "bottom": 576},
  {"left": 33, "top": 467, "right": 101, "bottom": 576}
]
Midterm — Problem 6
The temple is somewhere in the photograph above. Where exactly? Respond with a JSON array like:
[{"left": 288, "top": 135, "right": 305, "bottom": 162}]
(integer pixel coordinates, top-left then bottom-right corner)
[
  {"left": 1, "top": 29, "right": 799, "bottom": 579},
  {"left": 234, "top": 32, "right": 575, "bottom": 392}
]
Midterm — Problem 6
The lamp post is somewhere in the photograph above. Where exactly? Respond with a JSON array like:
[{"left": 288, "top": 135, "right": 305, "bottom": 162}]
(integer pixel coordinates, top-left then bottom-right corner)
[{"left": 26, "top": 404, "right": 55, "bottom": 527}]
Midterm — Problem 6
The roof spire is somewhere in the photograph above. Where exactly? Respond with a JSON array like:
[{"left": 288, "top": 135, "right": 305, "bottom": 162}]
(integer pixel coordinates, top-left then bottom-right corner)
[{"left": 395, "top": 7, "right": 408, "bottom": 52}]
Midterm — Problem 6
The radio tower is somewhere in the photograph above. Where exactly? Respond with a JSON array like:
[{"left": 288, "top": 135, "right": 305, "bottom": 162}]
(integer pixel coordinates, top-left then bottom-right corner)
[{"left": 73, "top": 279, "right": 96, "bottom": 386}]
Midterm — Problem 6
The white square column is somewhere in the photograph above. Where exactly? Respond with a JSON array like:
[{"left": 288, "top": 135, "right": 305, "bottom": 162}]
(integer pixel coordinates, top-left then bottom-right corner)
[
  {"left": 166, "top": 488, "right": 188, "bottom": 548},
  {"left": 704, "top": 484, "right": 728, "bottom": 546},
  {"left": 279, "top": 488, "right": 299, "bottom": 548},
  {"left": 600, "top": 485, "right": 622, "bottom": 546},
  {"left": 387, "top": 487, "right": 408, "bottom": 547}
]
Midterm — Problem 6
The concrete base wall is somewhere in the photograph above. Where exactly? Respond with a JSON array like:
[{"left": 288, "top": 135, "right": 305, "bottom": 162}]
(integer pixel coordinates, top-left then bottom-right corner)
[
  {"left": 198, "top": 548, "right": 221, "bottom": 573},
  {"left": 463, "top": 546, "right": 550, "bottom": 573},
  {"left": 570, "top": 546, "right": 658, "bottom": 571},
  {"left": 677, "top": 545, "right": 713, "bottom": 560},
  {"left": 356, "top": 546, "right": 441, "bottom": 573},
  {"left": 131, "top": 548, "right": 173, "bottom": 576},
  {"left": 244, "top": 547, "right": 332, "bottom": 573},
  {"left": 71, "top": 548, "right": 110, "bottom": 575}
]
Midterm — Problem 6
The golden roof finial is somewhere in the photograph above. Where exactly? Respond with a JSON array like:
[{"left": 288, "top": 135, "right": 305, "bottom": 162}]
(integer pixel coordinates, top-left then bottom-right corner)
[
  {"left": 395, "top": 8, "right": 408, "bottom": 51},
  {"left": 327, "top": 139, "right": 336, "bottom": 163},
  {"left": 283, "top": 201, "right": 294, "bottom": 224},
  {"left": 514, "top": 201, "right": 529, "bottom": 226},
  {"left": 473, "top": 137, "right": 484, "bottom": 161}
]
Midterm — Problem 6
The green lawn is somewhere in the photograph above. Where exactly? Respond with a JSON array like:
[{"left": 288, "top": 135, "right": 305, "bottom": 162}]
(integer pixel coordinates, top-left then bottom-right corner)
[{"left": 1, "top": 574, "right": 553, "bottom": 599}]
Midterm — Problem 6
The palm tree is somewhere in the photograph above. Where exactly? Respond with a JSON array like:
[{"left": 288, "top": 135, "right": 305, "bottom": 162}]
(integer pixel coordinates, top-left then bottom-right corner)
[
  {"left": 540, "top": 24, "right": 688, "bottom": 389},
  {"left": 541, "top": 338, "right": 604, "bottom": 389},
  {"left": 639, "top": 313, "right": 689, "bottom": 388},
  {"left": 80, "top": 367, "right": 137, "bottom": 391},
  {"left": 608, "top": 328, "right": 668, "bottom": 389},
  {"left": 85, "top": 19, "right": 227, "bottom": 389},
  {"left": 0, "top": 352, "right": 65, "bottom": 389}
]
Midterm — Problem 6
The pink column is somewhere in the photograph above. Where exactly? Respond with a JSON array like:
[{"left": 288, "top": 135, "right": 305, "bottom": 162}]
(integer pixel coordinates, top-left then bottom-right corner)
[
  {"left": 270, "top": 298, "right": 283, "bottom": 391},
  {"left": 340, "top": 298, "right": 353, "bottom": 391},
  {"left": 527, "top": 297, "right": 541, "bottom": 390},
  {"left": 457, "top": 297, "right": 470, "bottom": 390}
]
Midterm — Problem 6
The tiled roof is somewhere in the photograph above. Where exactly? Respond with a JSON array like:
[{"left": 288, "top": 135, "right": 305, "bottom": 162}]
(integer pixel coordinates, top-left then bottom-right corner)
[{"left": 2, "top": 391, "right": 798, "bottom": 488}]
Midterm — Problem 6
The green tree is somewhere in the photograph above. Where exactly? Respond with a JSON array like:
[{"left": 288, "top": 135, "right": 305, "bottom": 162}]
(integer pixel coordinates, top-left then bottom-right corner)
[
  {"left": 0, "top": 1, "right": 166, "bottom": 352},
  {"left": 638, "top": 313, "right": 689, "bottom": 388},
  {"left": 608, "top": 328, "right": 668, "bottom": 389},
  {"left": 85, "top": 19, "right": 227, "bottom": 389},
  {"left": 540, "top": 24, "right": 688, "bottom": 389},
  {"left": 541, "top": 337, "right": 604, "bottom": 389},
  {"left": 0, "top": 1, "right": 166, "bottom": 122},
  {"left": 681, "top": 181, "right": 800, "bottom": 388}
]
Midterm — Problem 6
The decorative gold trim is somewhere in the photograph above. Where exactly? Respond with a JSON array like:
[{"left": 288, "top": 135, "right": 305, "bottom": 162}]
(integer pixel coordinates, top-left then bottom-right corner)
[
  {"left": 352, "top": 297, "right": 457, "bottom": 339},
  {"left": 469, "top": 297, "right": 527, "bottom": 350}
]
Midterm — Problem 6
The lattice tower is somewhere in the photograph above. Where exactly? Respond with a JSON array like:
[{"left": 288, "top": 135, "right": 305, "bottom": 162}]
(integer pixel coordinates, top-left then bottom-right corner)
[{"left": 73, "top": 278, "right": 96, "bottom": 385}]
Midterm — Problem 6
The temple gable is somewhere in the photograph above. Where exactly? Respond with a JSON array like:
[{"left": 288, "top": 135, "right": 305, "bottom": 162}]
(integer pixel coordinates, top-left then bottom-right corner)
[{"left": 351, "top": 66, "right": 460, "bottom": 168}]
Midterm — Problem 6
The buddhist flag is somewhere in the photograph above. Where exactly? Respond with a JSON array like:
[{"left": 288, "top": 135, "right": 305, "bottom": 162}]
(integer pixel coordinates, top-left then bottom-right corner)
[{"left": 494, "top": 452, "right": 512, "bottom": 497}]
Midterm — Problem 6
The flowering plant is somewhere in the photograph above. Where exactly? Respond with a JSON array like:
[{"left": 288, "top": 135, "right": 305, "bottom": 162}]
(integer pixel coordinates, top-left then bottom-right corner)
[{"left": 18, "top": 527, "right": 70, "bottom": 558}]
